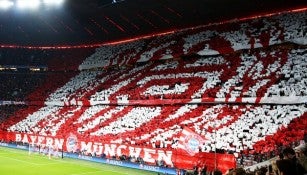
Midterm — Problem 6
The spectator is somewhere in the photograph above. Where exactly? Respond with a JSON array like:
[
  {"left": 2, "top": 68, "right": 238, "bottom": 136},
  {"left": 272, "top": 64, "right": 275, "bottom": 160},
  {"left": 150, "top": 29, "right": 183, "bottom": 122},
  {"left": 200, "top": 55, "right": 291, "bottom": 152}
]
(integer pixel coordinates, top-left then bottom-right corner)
[
  {"left": 212, "top": 169, "right": 222, "bottom": 175},
  {"left": 276, "top": 159, "right": 297, "bottom": 175},
  {"left": 295, "top": 143, "right": 307, "bottom": 172},
  {"left": 282, "top": 147, "right": 306, "bottom": 175}
]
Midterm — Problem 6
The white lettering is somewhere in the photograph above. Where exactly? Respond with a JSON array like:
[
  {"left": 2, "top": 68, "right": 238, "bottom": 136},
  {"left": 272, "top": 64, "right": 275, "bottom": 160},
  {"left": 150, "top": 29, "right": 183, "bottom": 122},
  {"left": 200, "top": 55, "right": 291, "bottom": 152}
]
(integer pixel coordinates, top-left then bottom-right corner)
[
  {"left": 81, "top": 141, "right": 93, "bottom": 153},
  {"left": 46, "top": 137, "right": 53, "bottom": 147},
  {"left": 30, "top": 135, "right": 37, "bottom": 144},
  {"left": 22, "top": 134, "right": 29, "bottom": 143},
  {"left": 142, "top": 165, "right": 159, "bottom": 171},
  {"left": 37, "top": 136, "right": 45, "bottom": 145},
  {"left": 157, "top": 150, "right": 173, "bottom": 165},
  {"left": 93, "top": 142, "right": 103, "bottom": 155},
  {"left": 143, "top": 148, "right": 156, "bottom": 163},
  {"left": 54, "top": 138, "right": 64, "bottom": 149},
  {"left": 0, "top": 143, "right": 8, "bottom": 146},
  {"left": 15, "top": 134, "right": 22, "bottom": 142},
  {"left": 107, "top": 159, "right": 123, "bottom": 165},
  {"left": 104, "top": 144, "right": 116, "bottom": 156},
  {"left": 116, "top": 145, "right": 127, "bottom": 156},
  {"left": 13, "top": 133, "right": 174, "bottom": 166},
  {"left": 129, "top": 147, "right": 142, "bottom": 158}
]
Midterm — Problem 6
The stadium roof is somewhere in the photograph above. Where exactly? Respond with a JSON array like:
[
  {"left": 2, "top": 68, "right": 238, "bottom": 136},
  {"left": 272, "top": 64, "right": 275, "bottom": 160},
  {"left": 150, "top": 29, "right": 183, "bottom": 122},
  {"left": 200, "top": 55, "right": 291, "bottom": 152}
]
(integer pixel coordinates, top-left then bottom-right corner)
[{"left": 0, "top": 0, "right": 306, "bottom": 48}]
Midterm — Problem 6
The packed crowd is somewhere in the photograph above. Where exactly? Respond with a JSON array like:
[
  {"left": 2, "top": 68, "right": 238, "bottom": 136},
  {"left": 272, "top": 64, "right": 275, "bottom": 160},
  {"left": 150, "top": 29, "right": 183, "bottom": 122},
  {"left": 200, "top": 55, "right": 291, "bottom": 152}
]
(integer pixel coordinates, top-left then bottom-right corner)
[
  {"left": 0, "top": 73, "right": 46, "bottom": 101},
  {"left": 79, "top": 11, "right": 306, "bottom": 70},
  {"left": 0, "top": 10, "right": 306, "bottom": 175}
]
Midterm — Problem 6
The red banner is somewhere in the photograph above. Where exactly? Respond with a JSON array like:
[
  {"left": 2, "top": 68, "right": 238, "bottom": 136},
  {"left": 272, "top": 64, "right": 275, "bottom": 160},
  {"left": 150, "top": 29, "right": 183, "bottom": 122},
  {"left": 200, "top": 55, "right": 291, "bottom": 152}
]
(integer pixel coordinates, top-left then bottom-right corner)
[{"left": 0, "top": 131, "right": 236, "bottom": 173}]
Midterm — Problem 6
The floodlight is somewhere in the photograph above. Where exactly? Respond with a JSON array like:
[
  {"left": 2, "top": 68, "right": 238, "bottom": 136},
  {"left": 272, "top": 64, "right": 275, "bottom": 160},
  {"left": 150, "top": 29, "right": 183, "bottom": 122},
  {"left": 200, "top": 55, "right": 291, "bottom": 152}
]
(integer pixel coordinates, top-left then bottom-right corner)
[
  {"left": 0, "top": 0, "right": 14, "bottom": 9},
  {"left": 16, "top": 0, "right": 40, "bottom": 9},
  {"left": 43, "top": 0, "right": 64, "bottom": 6}
]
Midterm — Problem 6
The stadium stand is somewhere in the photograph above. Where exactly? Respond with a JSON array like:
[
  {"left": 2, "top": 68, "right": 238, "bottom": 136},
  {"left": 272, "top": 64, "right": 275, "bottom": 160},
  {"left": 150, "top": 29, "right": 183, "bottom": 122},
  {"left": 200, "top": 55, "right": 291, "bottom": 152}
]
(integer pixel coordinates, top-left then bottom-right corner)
[{"left": 0, "top": 10, "right": 306, "bottom": 174}]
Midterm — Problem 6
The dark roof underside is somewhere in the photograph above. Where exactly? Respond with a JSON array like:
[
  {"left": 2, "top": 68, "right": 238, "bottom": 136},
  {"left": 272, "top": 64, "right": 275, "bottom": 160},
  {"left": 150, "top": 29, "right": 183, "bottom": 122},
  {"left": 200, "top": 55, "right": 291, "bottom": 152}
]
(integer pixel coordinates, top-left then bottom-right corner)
[{"left": 0, "top": 0, "right": 306, "bottom": 46}]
